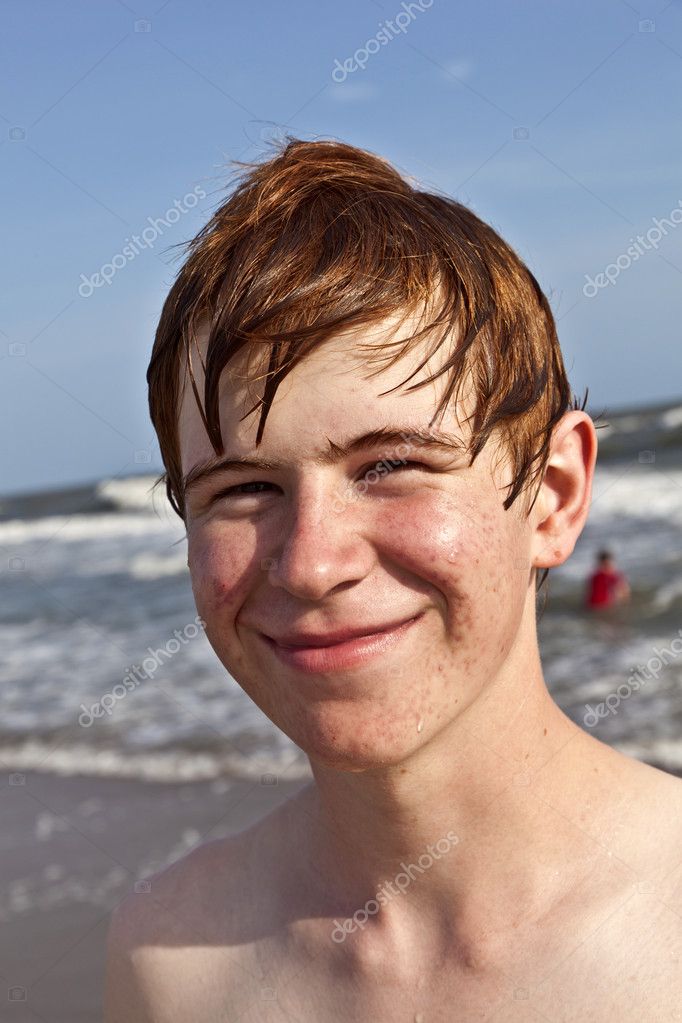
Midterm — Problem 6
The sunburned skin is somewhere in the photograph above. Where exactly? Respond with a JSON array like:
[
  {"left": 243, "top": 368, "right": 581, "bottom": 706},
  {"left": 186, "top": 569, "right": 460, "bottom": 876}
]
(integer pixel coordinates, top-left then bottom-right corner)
[{"left": 104, "top": 310, "right": 682, "bottom": 1022}]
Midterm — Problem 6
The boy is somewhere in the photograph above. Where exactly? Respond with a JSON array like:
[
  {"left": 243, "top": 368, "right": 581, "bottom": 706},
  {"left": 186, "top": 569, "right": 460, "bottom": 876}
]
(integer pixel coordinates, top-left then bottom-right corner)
[{"left": 105, "top": 138, "right": 682, "bottom": 1021}]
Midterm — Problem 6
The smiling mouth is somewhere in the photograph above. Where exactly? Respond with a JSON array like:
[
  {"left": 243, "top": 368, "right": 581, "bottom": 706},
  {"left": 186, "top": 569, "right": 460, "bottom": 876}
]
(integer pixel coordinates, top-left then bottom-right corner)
[
  {"left": 269, "top": 616, "right": 420, "bottom": 649},
  {"left": 260, "top": 613, "right": 423, "bottom": 673}
]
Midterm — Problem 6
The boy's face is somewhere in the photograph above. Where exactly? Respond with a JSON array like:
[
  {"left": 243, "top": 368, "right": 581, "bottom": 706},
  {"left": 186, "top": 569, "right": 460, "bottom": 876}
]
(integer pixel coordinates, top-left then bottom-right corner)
[{"left": 178, "top": 311, "right": 537, "bottom": 769}]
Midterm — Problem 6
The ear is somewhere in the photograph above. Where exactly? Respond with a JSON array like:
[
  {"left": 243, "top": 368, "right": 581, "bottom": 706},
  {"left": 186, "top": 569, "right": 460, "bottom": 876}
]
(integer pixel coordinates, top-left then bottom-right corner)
[{"left": 530, "top": 411, "right": 598, "bottom": 570}]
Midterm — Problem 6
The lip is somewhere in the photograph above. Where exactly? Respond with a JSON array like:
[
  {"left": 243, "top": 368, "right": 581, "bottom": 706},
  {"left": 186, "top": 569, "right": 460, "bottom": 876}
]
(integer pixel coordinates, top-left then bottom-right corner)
[
  {"left": 261, "top": 613, "right": 423, "bottom": 673},
  {"left": 269, "top": 618, "right": 417, "bottom": 647}
]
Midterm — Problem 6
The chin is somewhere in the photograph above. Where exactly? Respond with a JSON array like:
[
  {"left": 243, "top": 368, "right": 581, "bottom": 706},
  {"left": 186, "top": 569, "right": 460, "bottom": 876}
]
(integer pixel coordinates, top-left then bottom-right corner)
[{"left": 284, "top": 704, "right": 426, "bottom": 773}]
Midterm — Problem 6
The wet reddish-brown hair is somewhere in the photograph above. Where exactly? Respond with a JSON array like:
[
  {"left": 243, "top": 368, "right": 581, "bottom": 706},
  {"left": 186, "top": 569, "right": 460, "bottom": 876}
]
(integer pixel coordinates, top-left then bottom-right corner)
[{"left": 148, "top": 137, "right": 582, "bottom": 585}]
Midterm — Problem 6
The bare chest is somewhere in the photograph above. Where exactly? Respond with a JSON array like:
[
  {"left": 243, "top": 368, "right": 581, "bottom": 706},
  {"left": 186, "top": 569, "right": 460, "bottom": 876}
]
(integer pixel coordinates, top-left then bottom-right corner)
[{"left": 145, "top": 894, "right": 681, "bottom": 1023}]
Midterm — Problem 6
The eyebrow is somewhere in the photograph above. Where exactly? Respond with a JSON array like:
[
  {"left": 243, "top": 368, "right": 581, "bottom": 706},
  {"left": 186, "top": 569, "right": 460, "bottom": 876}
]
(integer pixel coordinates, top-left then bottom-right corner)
[{"left": 182, "top": 426, "right": 469, "bottom": 496}]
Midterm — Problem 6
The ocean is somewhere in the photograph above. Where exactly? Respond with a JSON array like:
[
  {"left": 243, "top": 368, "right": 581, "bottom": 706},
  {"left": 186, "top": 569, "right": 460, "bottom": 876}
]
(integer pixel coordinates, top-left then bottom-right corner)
[{"left": 2, "top": 399, "right": 681, "bottom": 784}]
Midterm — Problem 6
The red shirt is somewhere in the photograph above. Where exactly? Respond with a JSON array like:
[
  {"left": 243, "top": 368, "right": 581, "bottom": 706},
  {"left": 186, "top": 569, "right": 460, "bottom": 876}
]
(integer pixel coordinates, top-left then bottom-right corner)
[{"left": 587, "top": 569, "right": 625, "bottom": 608}]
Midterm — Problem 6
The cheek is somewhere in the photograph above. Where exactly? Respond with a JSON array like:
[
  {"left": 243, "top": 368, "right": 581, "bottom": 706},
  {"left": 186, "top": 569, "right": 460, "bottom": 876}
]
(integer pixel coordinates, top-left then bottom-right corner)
[
  {"left": 187, "top": 524, "right": 258, "bottom": 621},
  {"left": 374, "top": 491, "right": 527, "bottom": 685},
  {"left": 376, "top": 491, "right": 515, "bottom": 609}
]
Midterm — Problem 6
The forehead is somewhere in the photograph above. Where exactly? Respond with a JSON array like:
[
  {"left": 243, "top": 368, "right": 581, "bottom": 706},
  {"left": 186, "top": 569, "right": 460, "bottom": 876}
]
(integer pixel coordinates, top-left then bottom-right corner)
[{"left": 177, "top": 308, "right": 472, "bottom": 473}]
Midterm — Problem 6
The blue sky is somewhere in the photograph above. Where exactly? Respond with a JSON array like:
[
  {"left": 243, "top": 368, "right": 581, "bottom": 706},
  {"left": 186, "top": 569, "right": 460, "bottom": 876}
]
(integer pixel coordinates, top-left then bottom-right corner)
[{"left": 2, "top": 0, "right": 681, "bottom": 495}]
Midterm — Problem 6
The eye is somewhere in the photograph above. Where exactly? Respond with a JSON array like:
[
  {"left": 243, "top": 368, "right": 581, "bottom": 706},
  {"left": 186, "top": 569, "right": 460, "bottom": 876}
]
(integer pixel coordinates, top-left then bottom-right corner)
[
  {"left": 204, "top": 459, "right": 432, "bottom": 509},
  {"left": 357, "top": 459, "right": 426, "bottom": 482},
  {"left": 212, "top": 480, "right": 278, "bottom": 500}
]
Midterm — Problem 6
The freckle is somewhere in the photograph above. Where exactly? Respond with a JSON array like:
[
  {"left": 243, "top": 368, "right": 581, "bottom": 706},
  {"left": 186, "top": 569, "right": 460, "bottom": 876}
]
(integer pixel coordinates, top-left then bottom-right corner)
[{"left": 543, "top": 728, "right": 547, "bottom": 736}]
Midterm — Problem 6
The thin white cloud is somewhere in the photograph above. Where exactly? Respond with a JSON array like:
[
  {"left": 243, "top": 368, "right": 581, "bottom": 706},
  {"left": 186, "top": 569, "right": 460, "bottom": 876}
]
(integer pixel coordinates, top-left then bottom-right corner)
[
  {"left": 328, "top": 82, "right": 380, "bottom": 103},
  {"left": 441, "top": 58, "right": 474, "bottom": 81}
]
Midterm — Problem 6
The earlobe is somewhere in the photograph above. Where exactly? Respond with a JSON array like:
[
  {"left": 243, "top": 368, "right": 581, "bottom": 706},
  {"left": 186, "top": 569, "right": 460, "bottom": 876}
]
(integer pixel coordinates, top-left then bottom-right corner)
[{"left": 530, "top": 411, "right": 598, "bottom": 570}]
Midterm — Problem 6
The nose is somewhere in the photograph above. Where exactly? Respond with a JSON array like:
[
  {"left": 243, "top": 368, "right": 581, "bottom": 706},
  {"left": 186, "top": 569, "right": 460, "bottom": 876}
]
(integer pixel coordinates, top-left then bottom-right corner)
[{"left": 265, "top": 481, "right": 374, "bottom": 601}]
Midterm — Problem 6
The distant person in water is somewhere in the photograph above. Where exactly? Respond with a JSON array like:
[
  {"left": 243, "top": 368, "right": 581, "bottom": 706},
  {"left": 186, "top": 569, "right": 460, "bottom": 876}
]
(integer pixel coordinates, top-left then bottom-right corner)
[{"left": 586, "top": 549, "right": 630, "bottom": 609}]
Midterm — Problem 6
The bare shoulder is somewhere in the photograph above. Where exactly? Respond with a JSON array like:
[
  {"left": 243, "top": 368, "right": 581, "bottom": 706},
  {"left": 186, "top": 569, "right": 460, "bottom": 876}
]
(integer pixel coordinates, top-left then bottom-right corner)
[
  {"left": 104, "top": 789, "right": 311, "bottom": 1022},
  {"left": 591, "top": 743, "right": 682, "bottom": 902},
  {"left": 630, "top": 757, "right": 682, "bottom": 876},
  {"left": 106, "top": 829, "right": 244, "bottom": 949},
  {"left": 622, "top": 751, "right": 682, "bottom": 831},
  {"left": 103, "top": 834, "right": 244, "bottom": 1022},
  {"left": 519, "top": 741, "right": 682, "bottom": 1018},
  {"left": 579, "top": 730, "right": 682, "bottom": 824}
]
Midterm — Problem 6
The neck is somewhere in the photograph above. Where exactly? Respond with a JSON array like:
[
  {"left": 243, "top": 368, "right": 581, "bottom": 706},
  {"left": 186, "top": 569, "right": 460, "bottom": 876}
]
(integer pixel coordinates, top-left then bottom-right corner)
[{"left": 300, "top": 627, "right": 601, "bottom": 960}]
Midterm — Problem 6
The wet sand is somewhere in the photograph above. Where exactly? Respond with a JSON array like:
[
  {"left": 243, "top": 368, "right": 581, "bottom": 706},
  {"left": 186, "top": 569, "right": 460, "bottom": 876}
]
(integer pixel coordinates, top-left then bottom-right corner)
[{"left": 0, "top": 770, "right": 306, "bottom": 1022}]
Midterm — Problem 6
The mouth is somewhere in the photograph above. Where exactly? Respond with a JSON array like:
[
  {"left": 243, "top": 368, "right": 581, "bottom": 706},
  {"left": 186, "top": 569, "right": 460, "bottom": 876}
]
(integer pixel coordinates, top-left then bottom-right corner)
[
  {"left": 260, "top": 613, "right": 423, "bottom": 673},
  {"left": 269, "top": 617, "right": 420, "bottom": 648}
]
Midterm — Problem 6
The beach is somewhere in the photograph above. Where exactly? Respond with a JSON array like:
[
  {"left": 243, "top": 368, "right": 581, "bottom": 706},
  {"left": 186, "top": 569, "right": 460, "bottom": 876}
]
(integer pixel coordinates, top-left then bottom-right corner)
[
  {"left": 1, "top": 396, "right": 682, "bottom": 1020},
  {"left": 0, "top": 770, "right": 307, "bottom": 1022}
]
